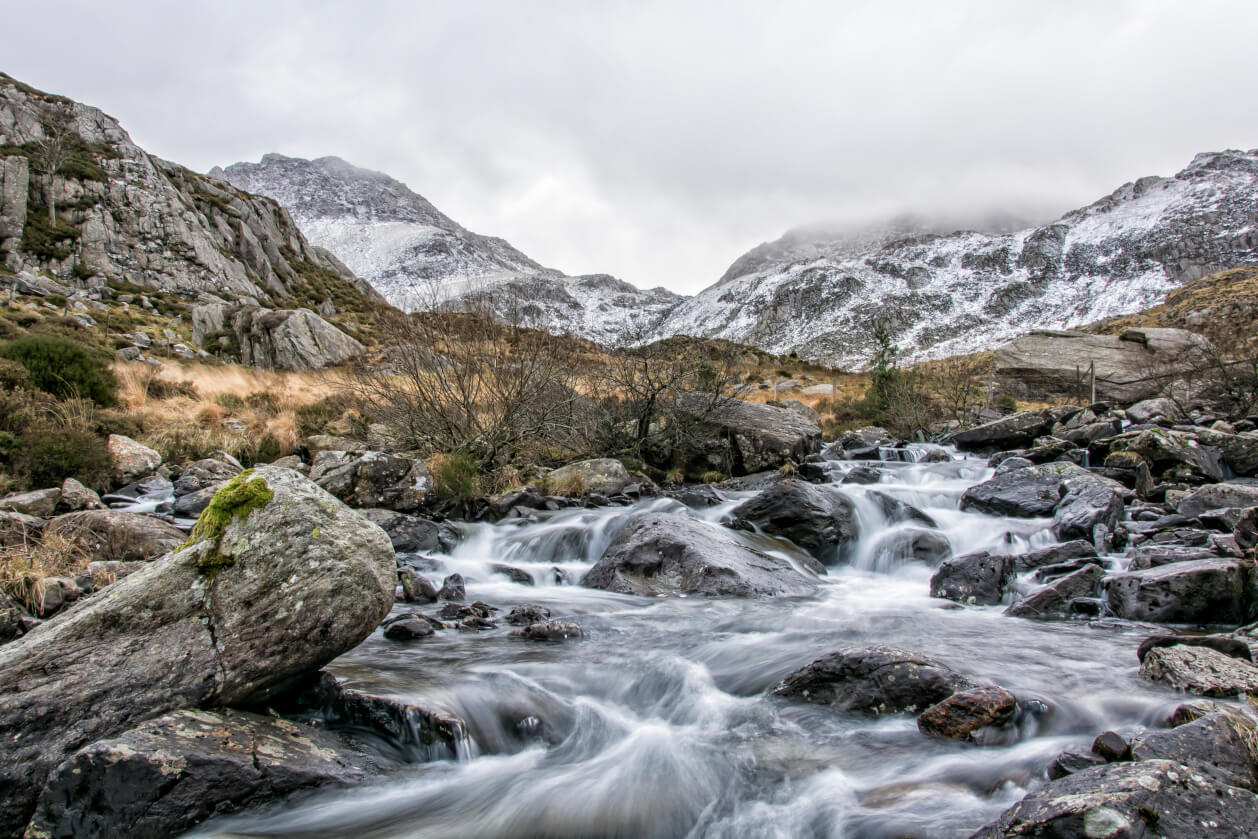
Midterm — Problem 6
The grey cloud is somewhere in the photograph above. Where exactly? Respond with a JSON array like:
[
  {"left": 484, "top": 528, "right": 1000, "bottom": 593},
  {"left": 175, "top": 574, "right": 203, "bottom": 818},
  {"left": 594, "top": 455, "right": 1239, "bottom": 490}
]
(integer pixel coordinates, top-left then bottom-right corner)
[{"left": 6, "top": 0, "right": 1257, "bottom": 292}]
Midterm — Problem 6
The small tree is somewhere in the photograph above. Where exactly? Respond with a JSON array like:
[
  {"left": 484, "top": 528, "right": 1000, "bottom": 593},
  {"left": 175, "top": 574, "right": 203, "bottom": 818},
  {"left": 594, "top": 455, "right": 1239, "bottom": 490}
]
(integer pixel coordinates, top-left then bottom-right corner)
[
  {"left": 31, "top": 111, "right": 73, "bottom": 226},
  {"left": 866, "top": 321, "right": 899, "bottom": 413}
]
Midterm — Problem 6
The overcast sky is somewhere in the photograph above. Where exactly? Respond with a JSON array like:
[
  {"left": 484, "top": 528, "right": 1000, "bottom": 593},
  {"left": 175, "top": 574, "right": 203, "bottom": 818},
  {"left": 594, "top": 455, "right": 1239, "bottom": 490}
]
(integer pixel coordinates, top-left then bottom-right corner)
[{"left": 7, "top": 1, "right": 1257, "bottom": 294}]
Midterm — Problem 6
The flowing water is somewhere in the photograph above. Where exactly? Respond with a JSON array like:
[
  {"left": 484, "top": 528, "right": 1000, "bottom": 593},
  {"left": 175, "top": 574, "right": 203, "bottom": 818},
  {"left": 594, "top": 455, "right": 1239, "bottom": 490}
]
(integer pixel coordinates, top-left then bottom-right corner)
[{"left": 189, "top": 449, "right": 1189, "bottom": 839}]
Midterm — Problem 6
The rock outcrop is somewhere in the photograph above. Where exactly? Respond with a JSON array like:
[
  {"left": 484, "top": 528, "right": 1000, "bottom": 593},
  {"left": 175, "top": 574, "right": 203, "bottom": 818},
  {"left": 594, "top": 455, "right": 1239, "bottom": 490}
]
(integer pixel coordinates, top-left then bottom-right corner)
[
  {"left": 728, "top": 479, "right": 859, "bottom": 562},
  {"left": 191, "top": 304, "right": 364, "bottom": 371},
  {"left": 0, "top": 466, "right": 395, "bottom": 835}
]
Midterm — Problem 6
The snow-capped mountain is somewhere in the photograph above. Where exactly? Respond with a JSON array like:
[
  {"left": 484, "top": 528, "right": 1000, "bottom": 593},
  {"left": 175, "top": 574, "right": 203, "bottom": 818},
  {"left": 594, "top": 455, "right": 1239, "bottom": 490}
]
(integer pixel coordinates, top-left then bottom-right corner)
[
  {"left": 650, "top": 149, "right": 1258, "bottom": 367},
  {"left": 211, "top": 155, "right": 682, "bottom": 343}
]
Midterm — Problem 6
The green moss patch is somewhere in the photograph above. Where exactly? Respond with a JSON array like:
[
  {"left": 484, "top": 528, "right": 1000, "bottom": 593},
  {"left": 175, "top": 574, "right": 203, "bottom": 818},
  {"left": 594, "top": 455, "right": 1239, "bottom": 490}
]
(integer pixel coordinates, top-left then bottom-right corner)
[{"left": 183, "top": 469, "right": 274, "bottom": 571}]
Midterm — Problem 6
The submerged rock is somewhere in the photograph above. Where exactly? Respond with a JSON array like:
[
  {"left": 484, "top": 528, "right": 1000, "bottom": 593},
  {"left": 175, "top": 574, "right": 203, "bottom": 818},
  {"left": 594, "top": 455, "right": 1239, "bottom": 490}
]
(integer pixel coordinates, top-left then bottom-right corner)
[
  {"left": 917, "top": 685, "right": 1018, "bottom": 743},
  {"left": 773, "top": 645, "right": 971, "bottom": 716},
  {"left": 583, "top": 511, "right": 819, "bottom": 598},
  {"left": 0, "top": 467, "right": 396, "bottom": 836}
]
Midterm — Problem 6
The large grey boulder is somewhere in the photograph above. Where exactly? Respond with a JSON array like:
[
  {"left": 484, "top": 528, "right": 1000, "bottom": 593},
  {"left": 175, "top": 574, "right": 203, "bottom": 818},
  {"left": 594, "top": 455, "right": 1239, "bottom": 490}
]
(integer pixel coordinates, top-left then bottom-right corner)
[
  {"left": 1129, "top": 711, "right": 1258, "bottom": 792},
  {"left": 1139, "top": 645, "right": 1258, "bottom": 696},
  {"left": 773, "top": 645, "right": 972, "bottom": 716},
  {"left": 728, "top": 479, "right": 859, "bottom": 562},
  {"left": 42, "top": 510, "right": 186, "bottom": 563},
  {"left": 970, "top": 759, "right": 1258, "bottom": 839},
  {"left": 951, "top": 411, "right": 1052, "bottom": 451},
  {"left": 0, "top": 488, "right": 59, "bottom": 518},
  {"left": 25, "top": 708, "right": 396, "bottom": 839},
  {"left": 106, "top": 434, "right": 161, "bottom": 485},
  {"left": 0, "top": 466, "right": 396, "bottom": 836},
  {"left": 1178, "top": 482, "right": 1258, "bottom": 518},
  {"left": 1125, "top": 396, "right": 1183, "bottom": 425},
  {"left": 309, "top": 450, "right": 431, "bottom": 512},
  {"left": 675, "top": 394, "right": 822, "bottom": 476},
  {"left": 960, "top": 462, "right": 1124, "bottom": 542},
  {"left": 1106, "top": 558, "right": 1255, "bottom": 624},
  {"left": 582, "top": 511, "right": 818, "bottom": 597},
  {"left": 994, "top": 327, "right": 1213, "bottom": 403},
  {"left": 1104, "top": 427, "right": 1225, "bottom": 483},
  {"left": 193, "top": 305, "right": 364, "bottom": 371},
  {"left": 545, "top": 458, "right": 634, "bottom": 497}
]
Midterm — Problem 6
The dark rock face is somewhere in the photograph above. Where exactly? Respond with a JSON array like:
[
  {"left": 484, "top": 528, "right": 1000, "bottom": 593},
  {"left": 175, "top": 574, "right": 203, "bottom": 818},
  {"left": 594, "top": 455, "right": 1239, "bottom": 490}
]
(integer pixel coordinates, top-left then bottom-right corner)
[
  {"left": 397, "top": 568, "right": 439, "bottom": 604},
  {"left": 1129, "top": 712, "right": 1258, "bottom": 792},
  {"left": 1139, "top": 645, "right": 1258, "bottom": 696},
  {"left": 951, "top": 411, "right": 1052, "bottom": 451},
  {"left": 917, "top": 685, "right": 1018, "bottom": 743},
  {"left": 930, "top": 552, "right": 1015, "bottom": 606},
  {"left": 0, "top": 467, "right": 396, "bottom": 836},
  {"left": 1106, "top": 558, "right": 1254, "bottom": 624},
  {"left": 172, "top": 482, "right": 227, "bottom": 517},
  {"left": 975, "top": 758, "right": 1258, "bottom": 838},
  {"left": 961, "top": 462, "right": 1123, "bottom": 544},
  {"left": 438, "top": 573, "right": 466, "bottom": 602},
  {"left": 728, "top": 480, "right": 859, "bottom": 562},
  {"left": 1011, "top": 540, "right": 1097, "bottom": 573},
  {"left": 1004, "top": 563, "right": 1104, "bottom": 620},
  {"left": 383, "top": 614, "right": 435, "bottom": 640},
  {"left": 872, "top": 528, "right": 952, "bottom": 566},
  {"left": 583, "top": 512, "right": 818, "bottom": 598},
  {"left": 675, "top": 394, "right": 822, "bottom": 476},
  {"left": 360, "top": 509, "right": 441, "bottom": 553},
  {"left": 773, "top": 645, "right": 971, "bottom": 716},
  {"left": 25, "top": 708, "right": 393, "bottom": 839},
  {"left": 41, "top": 510, "right": 185, "bottom": 563}
]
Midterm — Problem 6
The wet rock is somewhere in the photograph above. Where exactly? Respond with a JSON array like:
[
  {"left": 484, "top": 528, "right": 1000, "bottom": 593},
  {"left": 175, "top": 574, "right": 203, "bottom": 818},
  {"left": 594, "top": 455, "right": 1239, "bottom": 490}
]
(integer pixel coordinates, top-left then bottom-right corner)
[
  {"left": 490, "top": 563, "right": 535, "bottom": 585},
  {"left": 172, "top": 481, "right": 225, "bottom": 517},
  {"left": 0, "top": 511, "right": 44, "bottom": 548},
  {"left": 872, "top": 528, "right": 952, "bottom": 566},
  {"left": 309, "top": 450, "right": 431, "bottom": 512},
  {"left": 1105, "top": 427, "right": 1225, "bottom": 483},
  {"left": 1046, "top": 749, "right": 1107, "bottom": 780},
  {"left": 398, "top": 567, "right": 439, "bottom": 604},
  {"left": 57, "top": 478, "right": 104, "bottom": 512},
  {"left": 42, "top": 510, "right": 186, "bottom": 563},
  {"left": 1129, "top": 712, "right": 1258, "bottom": 792},
  {"left": 486, "top": 485, "right": 547, "bottom": 519},
  {"left": 0, "top": 467, "right": 396, "bottom": 836},
  {"left": 970, "top": 759, "right": 1258, "bottom": 839},
  {"left": 107, "top": 434, "right": 162, "bottom": 485},
  {"left": 1011, "top": 540, "right": 1097, "bottom": 573},
  {"left": 867, "top": 491, "right": 938, "bottom": 528},
  {"left": 773, "top": 645, "right": 972, "bottom": 716},
  {"left": 360, "top": 509, "right": 441, "bottom": 553},
  {"left": 672, "top": 485, "right": 724, "bottom": 508},
  {"left": 1137, "top": 634, "right": 1253, "bottom": 664},
  {"left": 1004, "top": 563, "right": 1104, "bottom": 620},
  {"left": 841, "top": 465, "right": 882, "bottom": 484},
  {"left": 1051, "top": 468, "right": 1125, "bottom": 542},
  {"left": 992, "top": 456, "right": 1034, "bottom": 475},
  {"left": 1126, "top": 545, "right": 1221, "bottom": 571},
  {"left": 437, "top": 573, "right": 466, "bottom": 601},
  {"left": 930, "top": 551, "right": 1015, "bottom": 606},
  {"left": 0, "top": 488, "right": 60, "bottom": 518},
  {"left": 951, "top": 411, "right": 1052, "bottom": 452},
  {"left": 584, "top": 511, "right": 819, "bottom": 598},
  {"left": 383, "top": 614, "right": 435, "bottom": 640},
  {"left": 1091, "top": 729, "right": 1132, "bottom": 762},
  {"left": 727, "top": 479, "right": 859, "bottom": 562},
  {"left": 917, "top": 685, "right": 1017, "bottom": 742},
  {"left": 1177, "top": 482, "right": 1258, "bottom": 518},
  {"left": 1106, "top": 558, "right": 1254, "bottom": 624},
  {"left": 513, "top": 620, "right": 584, "bottom": 642},
  {"left": 544, "top": 458, "right": 634, "bottom": 497},
  {"left": 960, "top": 462, "right": 1073, "bottom": 518},
  {"left": 24, "top": 708, "right": 393, "bottom": 839},
  {"left": 1139, "top": 645, "right": 1258, "bottom": 696},
  {"left": 1126, "top": 397, "right": 1183, "bottom": 425},
  {"left": 505, "top": 605, "right": 552, "bottom": 625}
]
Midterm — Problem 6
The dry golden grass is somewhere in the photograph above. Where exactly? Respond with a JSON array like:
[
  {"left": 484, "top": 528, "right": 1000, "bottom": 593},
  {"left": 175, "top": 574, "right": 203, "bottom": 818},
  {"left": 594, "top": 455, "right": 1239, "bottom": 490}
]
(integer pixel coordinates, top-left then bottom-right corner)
[
  {"left": 111, "top": 361, "right": 342, "bottom": 467},
  {"left": 0, "top": 531, "right": 104, "bottom": 613}
]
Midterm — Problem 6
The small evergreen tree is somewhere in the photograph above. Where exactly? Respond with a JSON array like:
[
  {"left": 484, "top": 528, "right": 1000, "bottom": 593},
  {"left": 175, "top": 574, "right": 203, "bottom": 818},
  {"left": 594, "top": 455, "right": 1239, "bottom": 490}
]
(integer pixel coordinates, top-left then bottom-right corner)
[{"left": 867, "top": 321, "right": 899, "bottom": 412}]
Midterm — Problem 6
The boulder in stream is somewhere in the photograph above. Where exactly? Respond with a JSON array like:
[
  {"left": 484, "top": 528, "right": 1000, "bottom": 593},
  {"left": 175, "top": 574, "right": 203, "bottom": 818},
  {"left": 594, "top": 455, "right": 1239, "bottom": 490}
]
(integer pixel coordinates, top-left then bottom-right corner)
[
  {"left": 1139, "top": 645, "right": 1258, "bottom": 696},
  {"left": 773, "top": 645, "right": 972, "bottom": 716},
  {"left": 1004, "top": 563, "right": 1104, "bottom": 620},
  {"left": 1128, "top": 711, "right": 1258, "bottom": 792},
  {"left": 916, "top": 685, "right": 1018, "bottom": 743},
  {"left": 1106, "top": 557, "right": 1255, "bottom": 624},
  {"left": 0, "top": 466, "right": 396, "bottom": 836},
  {"left": 583, "top": 511, "right": 819, "bottom": 598},
  {"left": 727, "top": 479, "right": 859, "bottom": 562},
  {"left": 930, "top": 551, "right": 1015, "bottom": 606}
]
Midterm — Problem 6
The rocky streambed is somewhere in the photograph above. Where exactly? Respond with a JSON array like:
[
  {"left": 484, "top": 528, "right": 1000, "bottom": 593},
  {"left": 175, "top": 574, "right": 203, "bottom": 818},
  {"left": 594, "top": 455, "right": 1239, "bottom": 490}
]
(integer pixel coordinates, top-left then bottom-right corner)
[{"left": 3, "top": 399, "right": 1258, "bottom": 838}]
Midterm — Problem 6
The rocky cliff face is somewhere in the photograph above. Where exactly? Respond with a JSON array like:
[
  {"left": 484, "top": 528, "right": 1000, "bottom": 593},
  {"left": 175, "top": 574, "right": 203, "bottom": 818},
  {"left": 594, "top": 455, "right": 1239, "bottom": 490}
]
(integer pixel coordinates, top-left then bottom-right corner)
[
  {"left": 0, "top": 74, "right": 380, "bottom": 310},
  {"left": 214, "top": 154, "right": 682, "bottom": 345},
  {"left": 651, "top": 149, "right": 1258, "bottom": 367}
]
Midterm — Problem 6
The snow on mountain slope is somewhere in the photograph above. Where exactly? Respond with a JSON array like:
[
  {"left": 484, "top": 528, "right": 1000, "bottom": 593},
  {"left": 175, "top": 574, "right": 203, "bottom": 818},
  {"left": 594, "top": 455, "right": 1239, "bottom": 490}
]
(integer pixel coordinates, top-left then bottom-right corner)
[
  {"left": 211, "top": 154, "right": 682, "bottom": 340},
  {"left": 650, "top": 149, "right": 1258, "bottom": 367}
]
